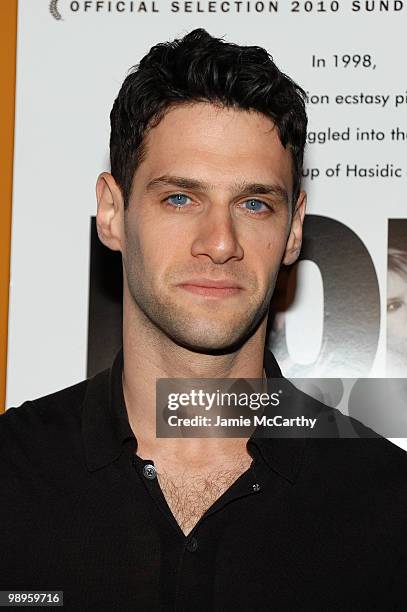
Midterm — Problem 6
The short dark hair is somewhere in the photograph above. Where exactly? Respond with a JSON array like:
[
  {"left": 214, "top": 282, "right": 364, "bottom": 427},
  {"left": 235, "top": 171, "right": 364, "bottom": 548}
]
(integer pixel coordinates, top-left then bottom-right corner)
[{"left": 110, "top": 28, "right": 307, "bottom": 209}]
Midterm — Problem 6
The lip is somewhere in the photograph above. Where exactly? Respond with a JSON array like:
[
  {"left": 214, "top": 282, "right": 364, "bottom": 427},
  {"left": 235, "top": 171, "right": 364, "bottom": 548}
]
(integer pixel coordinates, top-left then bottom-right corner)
[
  {"left": 178, "top": 278, "right": 243, "bottom": 289},
  {"left": 177, "top": 278, "right": 243, "bottom": 297}
]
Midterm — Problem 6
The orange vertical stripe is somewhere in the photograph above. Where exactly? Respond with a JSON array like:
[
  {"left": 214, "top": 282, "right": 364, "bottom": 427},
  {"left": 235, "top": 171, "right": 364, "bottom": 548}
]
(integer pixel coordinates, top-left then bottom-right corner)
[{"left": 0, "top": 2, "right": 18, "bottom": 413}]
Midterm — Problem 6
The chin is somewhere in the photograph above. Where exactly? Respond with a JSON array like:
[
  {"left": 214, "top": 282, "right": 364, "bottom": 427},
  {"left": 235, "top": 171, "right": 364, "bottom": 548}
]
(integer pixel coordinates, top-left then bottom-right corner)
[
  {"left": 174, "top": 329, "right": 241, "bottom": 351},
  {"left": 133, "top": 289, "right": 266, "bottom": 352},
  {"left": 161, "top": 317, "right": 260, "bottom": 354}
]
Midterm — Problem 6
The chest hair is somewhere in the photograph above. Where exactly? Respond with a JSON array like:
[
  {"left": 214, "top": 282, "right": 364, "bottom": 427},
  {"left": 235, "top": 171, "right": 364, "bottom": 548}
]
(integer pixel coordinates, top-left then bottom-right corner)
[{"left": 157, "top": 457, "right": 252, "bottom": 536}]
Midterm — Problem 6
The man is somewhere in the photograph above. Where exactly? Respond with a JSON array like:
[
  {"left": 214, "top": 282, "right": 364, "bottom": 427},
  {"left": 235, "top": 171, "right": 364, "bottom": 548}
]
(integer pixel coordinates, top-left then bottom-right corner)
[{"left": 1, "top": 29, "right": 406, "bottom": 611}]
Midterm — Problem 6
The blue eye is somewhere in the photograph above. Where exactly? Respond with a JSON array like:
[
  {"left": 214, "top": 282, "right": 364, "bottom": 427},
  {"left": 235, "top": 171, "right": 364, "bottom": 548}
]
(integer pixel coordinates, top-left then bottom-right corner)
[
  {"left": 167, "top": 194, "right": 190, "bottom": 207},
  {"left": 243, "top": 199, "right": 268, "bottom": 213}
]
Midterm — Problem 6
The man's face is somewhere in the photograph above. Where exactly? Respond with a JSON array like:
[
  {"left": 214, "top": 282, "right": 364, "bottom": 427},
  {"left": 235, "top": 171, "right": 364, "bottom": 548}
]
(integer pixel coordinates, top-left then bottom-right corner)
[{"left": 120, "top": 102, "right": 304, "bottom": 352}]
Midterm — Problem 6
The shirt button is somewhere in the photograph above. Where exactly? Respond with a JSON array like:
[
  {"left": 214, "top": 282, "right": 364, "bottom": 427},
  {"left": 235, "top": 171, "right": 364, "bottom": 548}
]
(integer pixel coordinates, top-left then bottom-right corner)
[
  {"left": 252, "top": 483, "right": 261, "bottom": 492},
  {"left": 186, "top": 537, "right": 198, "bottom": 553},
  {"left": 143, "top": 464, "right": 157, "bottom": 480}
]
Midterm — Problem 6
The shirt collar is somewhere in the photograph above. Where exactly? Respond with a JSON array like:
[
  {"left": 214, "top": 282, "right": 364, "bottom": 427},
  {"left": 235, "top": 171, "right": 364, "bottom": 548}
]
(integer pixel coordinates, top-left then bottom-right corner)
[{"left": 82, "top": 345, "right": 306, "bottom": 483}]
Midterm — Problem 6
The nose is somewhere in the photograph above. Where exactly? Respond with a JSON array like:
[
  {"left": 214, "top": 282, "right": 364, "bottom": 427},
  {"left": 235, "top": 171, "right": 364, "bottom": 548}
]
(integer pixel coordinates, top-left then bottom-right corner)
[{"left": 190, "top": 203, "right": 244, "bottom": 264}]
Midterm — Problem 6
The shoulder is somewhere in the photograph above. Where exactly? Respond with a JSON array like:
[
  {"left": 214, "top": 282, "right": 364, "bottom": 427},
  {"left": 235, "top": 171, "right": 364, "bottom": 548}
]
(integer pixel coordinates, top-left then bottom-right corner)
[
  {"left": 278, "top": 379, "right": 407, "bottom": 506},
  {"left": 1, "top": 378, "right": 88, "bottom": 432},
  {"left": 0, "top": 370, "right": 108, "bottom": 467},
  {"left": 304, "top": 430, "right": 407, "bottom": 508}
]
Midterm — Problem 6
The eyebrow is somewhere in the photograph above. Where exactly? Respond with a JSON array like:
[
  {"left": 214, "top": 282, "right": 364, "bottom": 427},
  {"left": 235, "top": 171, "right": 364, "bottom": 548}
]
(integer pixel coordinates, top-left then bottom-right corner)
[{"left": 145, "top": 175, "right": 289, "bottom": 206}]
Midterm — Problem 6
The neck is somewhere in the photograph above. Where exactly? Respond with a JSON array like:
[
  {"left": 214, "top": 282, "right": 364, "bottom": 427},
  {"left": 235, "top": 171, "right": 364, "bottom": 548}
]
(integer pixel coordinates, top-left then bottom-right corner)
[{"left": 121, "top": 292, "right": 268, "bottom": 462}]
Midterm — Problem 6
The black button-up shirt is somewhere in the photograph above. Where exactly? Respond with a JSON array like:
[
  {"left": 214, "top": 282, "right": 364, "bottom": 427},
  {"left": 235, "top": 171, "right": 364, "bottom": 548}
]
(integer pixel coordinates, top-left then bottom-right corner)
[{"left": 1, "top": 347, "right": 407, "bottom": 611}]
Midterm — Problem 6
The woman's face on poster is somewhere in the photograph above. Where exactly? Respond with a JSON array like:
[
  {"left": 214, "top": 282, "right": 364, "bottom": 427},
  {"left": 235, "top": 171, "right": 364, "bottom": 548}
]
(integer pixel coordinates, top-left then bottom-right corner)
[{"left": 387, "top": 269, "right": 407, "bottom": 340}]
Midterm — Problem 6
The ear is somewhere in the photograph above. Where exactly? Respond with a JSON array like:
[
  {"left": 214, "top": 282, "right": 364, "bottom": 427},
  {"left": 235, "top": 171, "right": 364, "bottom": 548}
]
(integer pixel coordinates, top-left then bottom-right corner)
[
  {"left": 282, "top": 190, "right": 307, "bottom": 266},
  {"left": 95, "top": 172, "right": 124, "bottom": 252}
]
